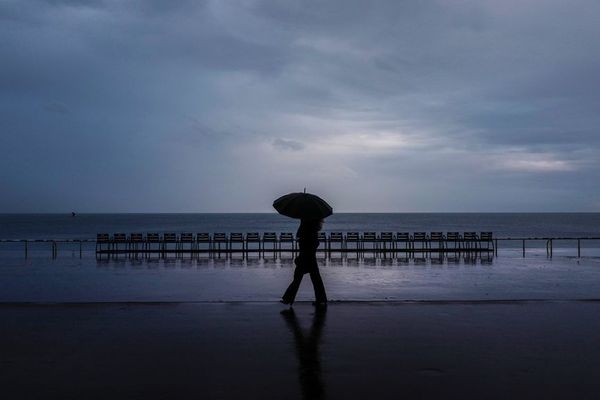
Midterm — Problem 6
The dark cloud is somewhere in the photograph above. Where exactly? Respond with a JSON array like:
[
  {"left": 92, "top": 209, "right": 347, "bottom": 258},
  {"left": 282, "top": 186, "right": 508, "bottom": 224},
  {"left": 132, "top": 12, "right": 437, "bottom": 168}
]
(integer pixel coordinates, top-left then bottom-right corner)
[
  {"left": 1, "top": 0, "right": 600, "bottom": 211},
  {"left": 272, "top": 138, "right": 304, "bottom": 151}
]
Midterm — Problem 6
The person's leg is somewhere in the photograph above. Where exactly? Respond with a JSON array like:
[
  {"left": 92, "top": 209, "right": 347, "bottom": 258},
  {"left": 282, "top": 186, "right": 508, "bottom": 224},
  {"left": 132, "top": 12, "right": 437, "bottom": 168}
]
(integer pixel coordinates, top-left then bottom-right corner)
[
  {"left": 309, "top": 267, "right": 327, "bottom": 303},
  {"left": 282, "top": 264, "right": 305, "bottom": 304}
]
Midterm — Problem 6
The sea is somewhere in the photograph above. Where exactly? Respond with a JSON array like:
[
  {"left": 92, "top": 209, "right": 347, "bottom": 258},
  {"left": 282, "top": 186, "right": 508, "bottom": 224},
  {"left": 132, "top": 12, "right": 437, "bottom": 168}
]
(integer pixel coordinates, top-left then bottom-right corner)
[{"left": 1, "top": 213, "right": 600, "bottom": 303}]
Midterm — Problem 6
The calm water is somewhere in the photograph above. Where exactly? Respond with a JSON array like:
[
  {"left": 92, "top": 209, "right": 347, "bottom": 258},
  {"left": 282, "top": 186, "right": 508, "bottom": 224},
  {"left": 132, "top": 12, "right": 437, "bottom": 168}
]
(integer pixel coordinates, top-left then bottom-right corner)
[
  {"left": 1, "top": 213, "right": 599, "bottom": 302},
  {"left": 1, "top": 213, "right": 600, "bottom": 239}
]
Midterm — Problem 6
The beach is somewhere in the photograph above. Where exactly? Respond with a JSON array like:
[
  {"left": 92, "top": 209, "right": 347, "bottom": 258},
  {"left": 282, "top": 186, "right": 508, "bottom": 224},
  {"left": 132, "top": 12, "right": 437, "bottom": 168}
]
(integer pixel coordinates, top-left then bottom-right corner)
[
  {"left": 2, "top": 214, "right": 600, "bottom": 399},
  {"left": 3, "top": 301, "right": 600, "bottom": 399}
]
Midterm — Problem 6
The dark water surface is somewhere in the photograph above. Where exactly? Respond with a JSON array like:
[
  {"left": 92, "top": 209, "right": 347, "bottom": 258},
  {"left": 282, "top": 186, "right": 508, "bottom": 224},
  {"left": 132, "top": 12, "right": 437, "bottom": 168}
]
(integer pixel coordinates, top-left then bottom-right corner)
[{"left": 2, "top": 213, "right": 600, "bottom": 239}]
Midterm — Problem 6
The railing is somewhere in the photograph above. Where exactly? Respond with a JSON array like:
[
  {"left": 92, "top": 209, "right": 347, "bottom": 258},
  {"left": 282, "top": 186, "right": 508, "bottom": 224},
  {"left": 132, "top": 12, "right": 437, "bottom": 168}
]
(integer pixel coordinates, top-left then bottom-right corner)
[
  {"left": 2, "top": 233, "right": 600, "bottom": 258},
  {"left": 0, "top": 239, "right": 92, "bottom": 258}
]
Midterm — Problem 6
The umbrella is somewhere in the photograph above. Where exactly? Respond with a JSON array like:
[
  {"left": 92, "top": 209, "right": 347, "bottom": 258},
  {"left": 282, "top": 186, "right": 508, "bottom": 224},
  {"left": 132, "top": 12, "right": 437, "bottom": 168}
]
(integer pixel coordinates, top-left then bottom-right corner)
[{"left": 273, "top": 190, "right": 333, "bottom": 220}]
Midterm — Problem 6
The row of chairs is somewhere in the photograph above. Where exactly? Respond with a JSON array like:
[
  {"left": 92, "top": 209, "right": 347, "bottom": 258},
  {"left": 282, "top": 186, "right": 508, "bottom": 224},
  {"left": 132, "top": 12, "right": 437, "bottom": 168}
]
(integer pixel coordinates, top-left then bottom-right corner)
[
  {"left": 96, "top": 232, "right": 296, "bottom": 252},
  {"left": 331, "top": 232, "right": 493, "bottom": 251},
  {"left": 96, "top": 232, "right": 494, "bottom": 252}
]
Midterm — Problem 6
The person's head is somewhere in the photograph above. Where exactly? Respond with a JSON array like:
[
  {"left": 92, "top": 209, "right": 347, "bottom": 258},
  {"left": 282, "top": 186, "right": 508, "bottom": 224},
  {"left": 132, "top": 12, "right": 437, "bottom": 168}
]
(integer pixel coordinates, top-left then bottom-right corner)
[{"left": 298, "top": 218, "right": 324, "bottom": 236}]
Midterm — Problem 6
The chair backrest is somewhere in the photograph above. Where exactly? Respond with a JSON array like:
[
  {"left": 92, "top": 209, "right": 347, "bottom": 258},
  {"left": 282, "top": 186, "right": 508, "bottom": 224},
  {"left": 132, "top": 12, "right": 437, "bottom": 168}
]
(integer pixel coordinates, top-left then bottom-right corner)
[
  {"left": 163, "top": 233, "right": 177, "bottom": 242},
  {"left": 97, "top": 233, "right": 109, "bottom": 242},
  {"left": 362, "top": 232, "right": 377, "bottom": 241},
  {"left": 329, "top": 232, "right": 343, "bottom": 242},
  {"left": 413, "top": 232, "right": 427, "bottom": 241},
  {"left": 430, "top": 232, "right": 443, "bottom": 241},
  {"left": 147, "top": 233, "right": 160, "bottom": 242},
  {"left": 196, "top": 233, "right": 210, "bottom": 242},
  {"left": 346, "top": 232, "right": 359, "bottom": 241},
  {"left": 263, "top": 232, "right": 277, "bottom": 242},
  {"left": 180, "top": 233, "right": 193, "bottom": 242},
  {"left": 130, "top": 233, "right": 143, "bottom": 242},
  {"left": 480, "top": 232, "right": 493, "bottom": 241},
  {"left": 396, "top": 232, "right": 410, "bottom": 241},
  {"left": 114, "top": 233, "right": 127, "bottom": 242},
  {"left": 213, "top": 233, "right": 228, "bottom": 242},
  {"left": 463, "top": 232, "right": 478, "bottom": 241},
  {"left": 230, "top": 233, "right": 244, "bottom": 242},
  {"left": 380, "top": 232, "right": 393, "bottom": 241},
  {"left": 318, "top": 232, "right": 327, "bottom": 241},
  {"left": 279, "top": 232, "right": 294, "bottom": 242},
  {"left": 245, "top": 232, "right": 260, "bottom": 242},
  {"left": 446, "top": 232, "right": 460, "bottom": 241}
]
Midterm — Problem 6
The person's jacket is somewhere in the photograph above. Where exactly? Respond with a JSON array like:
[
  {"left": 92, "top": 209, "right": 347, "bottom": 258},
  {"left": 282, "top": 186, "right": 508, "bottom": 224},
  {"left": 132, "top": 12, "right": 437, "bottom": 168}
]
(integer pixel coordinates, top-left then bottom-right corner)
[{"left": 296, "top": 231, "right": 319, "bottom": 268}]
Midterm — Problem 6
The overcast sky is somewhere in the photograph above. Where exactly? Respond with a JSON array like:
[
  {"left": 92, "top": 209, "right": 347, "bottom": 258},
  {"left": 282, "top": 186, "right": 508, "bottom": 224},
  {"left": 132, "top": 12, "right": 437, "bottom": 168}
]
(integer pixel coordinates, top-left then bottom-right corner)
[{"left": 1, "top": 0, "right": 599, "bottom": 212}]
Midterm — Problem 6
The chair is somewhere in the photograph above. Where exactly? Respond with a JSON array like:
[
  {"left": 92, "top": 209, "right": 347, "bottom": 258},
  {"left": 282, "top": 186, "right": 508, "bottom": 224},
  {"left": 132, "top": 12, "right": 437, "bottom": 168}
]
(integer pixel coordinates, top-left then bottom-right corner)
[
  {"left": 446, "top": 232, "right": 461, "bottom": 250},
  {"left": 163, "top": 233, "right": 177, "bottom": 253},
  {"left": 262, "top": 232, "right": 277, "bottom": 252},
  {"left": 229, "top": 233, "right": 244, "bottom": 252},
  {"left": 130, "top": 233, "right": 144, "bottom": 252},
  {"left": 345, "top": 232, "right": 360, "bottom": 251},
  {"left": 361, "top": 232, "right": 378, "bottom": 251},
  {"left": 479, "top": 232, "right": 494, "bottom": 251},
  {"left": 212, "top": 233, "right": 228, "bottom": 252},
  {"left": 196, "top": 233, "right": 211, "bottom": 252},
  {"left": 318, "top": 232, "right": 327, "bottom": 243},
  {"left": 279, "top": 233, "right": 296, "bottom": 251},
  {"left": 96, "top": 234, "right": 109, "bottom": 252},
  {"left": 396, "top": 232, "right": 411, "bottom": 251},
  {"left": 113, "top": 233, "right": 127, "bottom": 252},
  {"left": 179, "top": 233, "right": 194, "bottom": 252},
  {"left": 245, "top": 232, "right": 261, "bottom": 252},
  {"left": 146, "top": 233, "right": 160, "bottom": 252},
  {"left": 413, "top": 232, "right": 427, "bottom": 251},
  {"left": 430, "top": 232, "right": 444, "bottom": 251},
  {"left": 328, "top": 232, "right": 344, "bottom": 252},
  {"left": 380, "top": 232, "right": 394, "bottom": 251},
  {"left": 463, "top": 232, "right": 478, "bottom": 250}
]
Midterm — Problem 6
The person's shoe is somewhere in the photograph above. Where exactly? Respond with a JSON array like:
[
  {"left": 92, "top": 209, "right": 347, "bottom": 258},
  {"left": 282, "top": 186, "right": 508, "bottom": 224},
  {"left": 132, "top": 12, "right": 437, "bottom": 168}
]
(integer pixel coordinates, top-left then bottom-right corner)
[
  {"left": 312, "top": 300, "right": 327, "bottom": 307},
  {"left": 280, "top": 298, "right": 294, "bottom": 306}
]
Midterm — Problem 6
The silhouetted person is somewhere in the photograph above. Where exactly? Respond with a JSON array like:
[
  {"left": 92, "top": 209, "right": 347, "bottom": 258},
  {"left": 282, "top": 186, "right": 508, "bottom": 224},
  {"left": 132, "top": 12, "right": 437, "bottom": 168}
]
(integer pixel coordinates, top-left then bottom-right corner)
[
  {"left": 282, "top": 218, "right": 327, "bottom": 305},
  {"left": 281, "top": 307, "right": 327, "bottom": 400}
]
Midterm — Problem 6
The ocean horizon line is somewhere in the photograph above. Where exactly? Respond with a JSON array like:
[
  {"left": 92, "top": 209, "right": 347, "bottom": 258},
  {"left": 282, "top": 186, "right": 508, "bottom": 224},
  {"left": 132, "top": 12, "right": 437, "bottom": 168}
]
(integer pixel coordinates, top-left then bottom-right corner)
[{"left": 2, "top": 211, "right": 600, "bottom": 215}]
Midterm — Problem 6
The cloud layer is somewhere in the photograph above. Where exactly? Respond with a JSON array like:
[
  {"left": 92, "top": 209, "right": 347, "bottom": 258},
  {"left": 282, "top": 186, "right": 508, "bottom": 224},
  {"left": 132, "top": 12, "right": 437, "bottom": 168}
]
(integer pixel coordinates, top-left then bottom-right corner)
[{"left": 1, "top": 0, "right": 599, "bottom": 212}]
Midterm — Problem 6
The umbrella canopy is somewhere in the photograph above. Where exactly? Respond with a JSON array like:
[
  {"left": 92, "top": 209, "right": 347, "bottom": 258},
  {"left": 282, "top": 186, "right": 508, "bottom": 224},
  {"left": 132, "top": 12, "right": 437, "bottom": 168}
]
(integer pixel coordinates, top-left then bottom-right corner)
[{"left": 273, "top": 191, "right": 333, "bottom": 220}]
